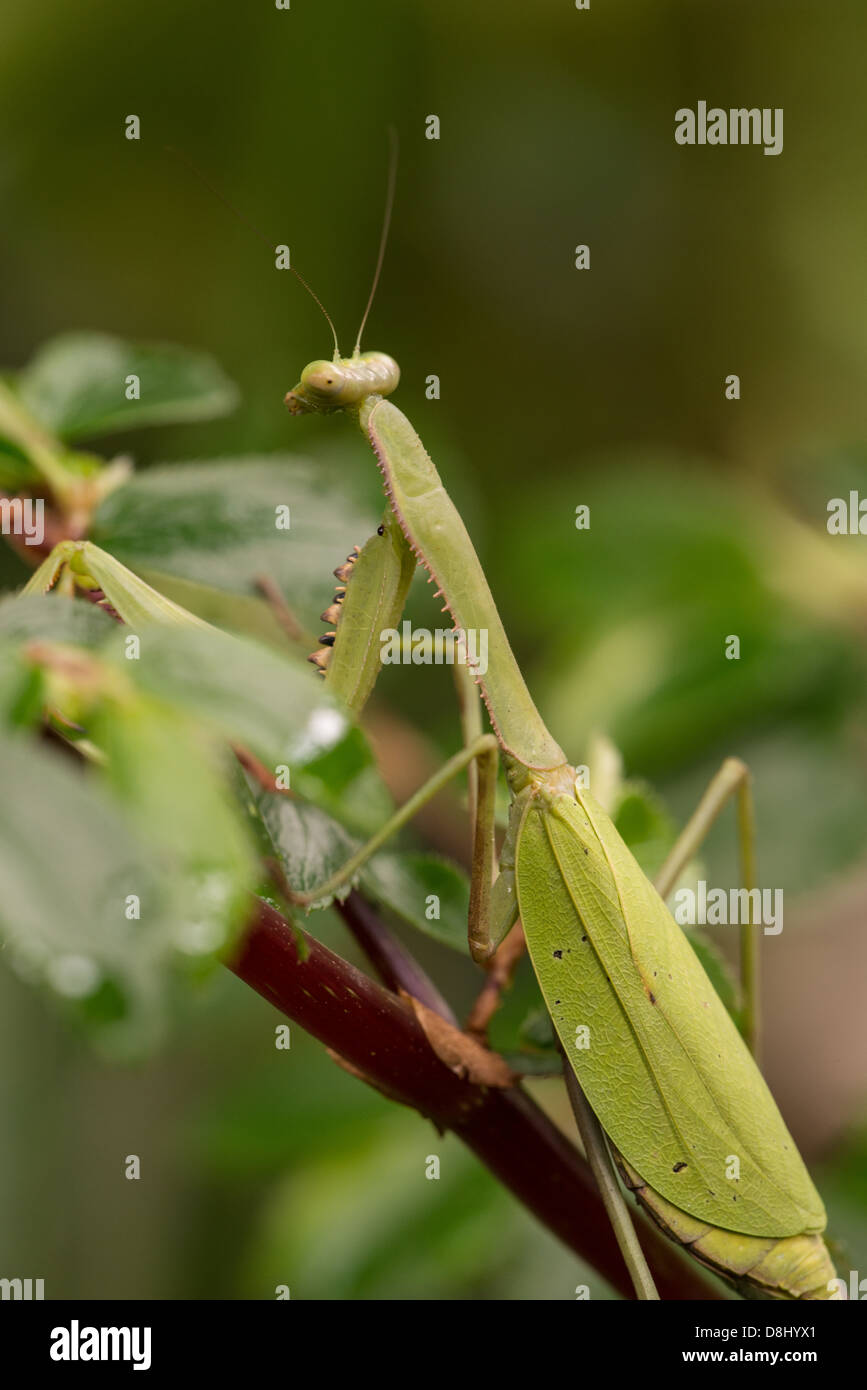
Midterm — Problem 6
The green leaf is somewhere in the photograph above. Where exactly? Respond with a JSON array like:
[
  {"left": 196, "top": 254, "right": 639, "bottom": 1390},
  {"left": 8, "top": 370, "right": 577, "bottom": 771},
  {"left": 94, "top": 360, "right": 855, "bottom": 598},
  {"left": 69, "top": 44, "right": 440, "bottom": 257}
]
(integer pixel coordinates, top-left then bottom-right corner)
[
  {"left": 613, "top": 779, "right": 679, "bottom": 880},
  {"left": 0, "top": 731, "right": 182, "bottom": 1051},
  {"left": 360, "top": 852, "right": 470, "bottom": 952},
  {"left": 0, "top": 592, "right": 118, "bottom": 647},
  {"left": 291, "top": 723, "right": 393, "bottom": 834},
  {"left": 119, "top": 622, "right": 351, "bottom": 773},
  {"left": 93, "top": 698, "right": 258, "bottom": 959},
  {"left": 16, "top": 333, "right": 239, "bottom": 439},
  {"left": 255, "top": 794, "right": 359, "bottom": 901},
  {"left": 253, "top": 786, "right": 470, "bottom": 946},
  {"left": 0, "top": 643, "right": 46, "bottom": 730},
  {"left": 92, "top": 455, "right": 380, "bottom": 624},
  {"left": 0, "top": 434, "right": 38, "bottom": 488}
]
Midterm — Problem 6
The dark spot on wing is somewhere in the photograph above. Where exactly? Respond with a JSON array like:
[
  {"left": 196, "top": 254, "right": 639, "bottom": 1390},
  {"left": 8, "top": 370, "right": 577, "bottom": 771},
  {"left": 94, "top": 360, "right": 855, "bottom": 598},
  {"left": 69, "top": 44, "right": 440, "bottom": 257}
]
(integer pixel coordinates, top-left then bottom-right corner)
[
  {"left": 552, "top": 949, "right": 563, "bottom": 959},
  {"left": 673, "top": 1161, "right": 687, "bottom": 1173}
]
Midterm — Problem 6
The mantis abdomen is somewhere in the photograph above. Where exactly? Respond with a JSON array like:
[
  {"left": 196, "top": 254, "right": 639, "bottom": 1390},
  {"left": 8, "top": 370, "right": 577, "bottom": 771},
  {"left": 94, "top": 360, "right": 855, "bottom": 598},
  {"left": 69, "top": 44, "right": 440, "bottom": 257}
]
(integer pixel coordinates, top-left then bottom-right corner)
[{"left": 516, "top": 785, "right": 835, "bottom": 1301}]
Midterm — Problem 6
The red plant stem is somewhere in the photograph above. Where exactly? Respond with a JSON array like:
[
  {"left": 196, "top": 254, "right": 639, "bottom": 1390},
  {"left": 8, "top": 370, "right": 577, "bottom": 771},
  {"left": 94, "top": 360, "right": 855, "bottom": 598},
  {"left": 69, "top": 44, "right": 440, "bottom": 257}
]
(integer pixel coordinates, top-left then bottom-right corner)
[
  {"left": 336, "top": 889, "right": 458, "bottom": 1022},
  {"left": 229, "top": 898, "right": 722, "bottom": 1300}
]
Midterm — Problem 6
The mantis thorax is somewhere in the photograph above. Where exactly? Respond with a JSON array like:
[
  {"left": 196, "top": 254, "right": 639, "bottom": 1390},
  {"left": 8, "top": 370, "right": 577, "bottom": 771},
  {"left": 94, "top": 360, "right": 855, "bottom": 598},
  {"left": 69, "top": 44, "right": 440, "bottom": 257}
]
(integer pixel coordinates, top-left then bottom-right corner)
[{"left": 503, "top": 754, "right": 575, "bottom": 800}]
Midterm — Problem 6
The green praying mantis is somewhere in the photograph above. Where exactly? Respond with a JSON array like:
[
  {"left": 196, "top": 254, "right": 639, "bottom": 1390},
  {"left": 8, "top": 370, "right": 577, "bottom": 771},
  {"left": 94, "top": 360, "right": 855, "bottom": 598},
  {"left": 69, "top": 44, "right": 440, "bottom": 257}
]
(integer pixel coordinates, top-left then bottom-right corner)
[{"left": 271, "top": 151, "right": 838, "bottom": 1302}]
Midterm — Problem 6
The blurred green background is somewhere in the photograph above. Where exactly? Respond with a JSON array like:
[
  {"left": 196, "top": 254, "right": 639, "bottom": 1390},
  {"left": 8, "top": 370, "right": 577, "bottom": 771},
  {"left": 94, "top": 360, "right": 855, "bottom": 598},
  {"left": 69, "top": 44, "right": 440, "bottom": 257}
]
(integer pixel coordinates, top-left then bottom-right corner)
[{"left": 1, "top": 0, "right": 866, "bottom": 1299}]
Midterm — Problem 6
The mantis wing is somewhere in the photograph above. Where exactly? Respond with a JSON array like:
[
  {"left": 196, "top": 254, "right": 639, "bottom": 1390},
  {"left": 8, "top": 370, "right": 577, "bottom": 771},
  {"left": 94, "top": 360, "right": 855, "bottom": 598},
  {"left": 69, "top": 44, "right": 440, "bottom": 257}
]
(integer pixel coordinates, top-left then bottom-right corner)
[{"left": 516, "top": 787, "right": 825, "bottom": 1238}]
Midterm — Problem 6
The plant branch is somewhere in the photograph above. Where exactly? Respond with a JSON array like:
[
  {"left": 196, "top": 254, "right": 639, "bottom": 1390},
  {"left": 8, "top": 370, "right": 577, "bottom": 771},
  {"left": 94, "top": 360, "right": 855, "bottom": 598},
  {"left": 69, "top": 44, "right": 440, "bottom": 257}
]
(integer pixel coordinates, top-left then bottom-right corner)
[
  {"left": 228, "top": 897, "right": 723, "bottom": 1301},
  {"left": 336, "top": 889, "right": 457, "bottom": 1021}
]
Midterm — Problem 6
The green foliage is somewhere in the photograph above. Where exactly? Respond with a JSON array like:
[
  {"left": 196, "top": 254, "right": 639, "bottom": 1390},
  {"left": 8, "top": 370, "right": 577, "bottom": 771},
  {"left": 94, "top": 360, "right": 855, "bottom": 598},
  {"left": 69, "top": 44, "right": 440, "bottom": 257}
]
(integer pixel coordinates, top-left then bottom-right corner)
[
  {"left": 0, "top": 322, "right": 862, "bottom": 1298},
  {"left": 0, "top": 727, "right": 244, "bottom": 1053},
  {"left": 92, "top": 455, "right": 380, "bottom": 624},
  {"left": 361, "top": 851, "right": 471, "bottom": 951},
  {"left": 15, "top": 332, "right": 239, "bottom": 439},
  {"left": 3, "top": 0, "right": 867, "bottom": 1305}
]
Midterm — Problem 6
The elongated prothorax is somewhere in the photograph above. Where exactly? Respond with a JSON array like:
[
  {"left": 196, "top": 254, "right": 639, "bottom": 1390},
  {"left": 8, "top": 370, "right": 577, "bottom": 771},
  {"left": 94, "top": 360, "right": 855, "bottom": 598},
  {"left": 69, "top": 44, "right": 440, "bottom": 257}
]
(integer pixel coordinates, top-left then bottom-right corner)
[{"left": 361, "top": 397, "right": 567, "bottom": 771}]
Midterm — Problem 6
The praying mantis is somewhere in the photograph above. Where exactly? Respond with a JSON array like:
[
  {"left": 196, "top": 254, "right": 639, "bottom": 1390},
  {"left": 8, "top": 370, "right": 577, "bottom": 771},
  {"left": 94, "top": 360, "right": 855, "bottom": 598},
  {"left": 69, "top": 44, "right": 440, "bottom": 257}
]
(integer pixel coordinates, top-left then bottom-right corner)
[
  {"left": 270, "top": 149, "right": 839, "bottom": 1302},
  {"left": 149, "top": 136, "right": 838, "bottom": 1298}
]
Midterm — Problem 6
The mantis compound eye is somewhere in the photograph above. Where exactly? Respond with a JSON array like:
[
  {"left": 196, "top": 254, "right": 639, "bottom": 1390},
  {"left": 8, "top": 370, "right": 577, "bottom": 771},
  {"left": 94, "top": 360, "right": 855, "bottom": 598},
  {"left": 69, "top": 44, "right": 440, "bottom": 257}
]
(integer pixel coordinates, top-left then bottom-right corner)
[
  {"left": 303, "top": 361, "right": 345, "bottom": 396},
  {"left": 284, "top": 359, "right": 348, "bottom": 415}
]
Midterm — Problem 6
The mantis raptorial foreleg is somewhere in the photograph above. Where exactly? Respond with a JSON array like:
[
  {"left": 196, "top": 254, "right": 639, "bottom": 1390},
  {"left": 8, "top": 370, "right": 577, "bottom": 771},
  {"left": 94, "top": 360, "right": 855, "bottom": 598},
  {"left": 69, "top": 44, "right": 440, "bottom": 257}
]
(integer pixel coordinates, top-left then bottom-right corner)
[{"left": 654, "top": 756, "right": 760, "bottom": 1060}]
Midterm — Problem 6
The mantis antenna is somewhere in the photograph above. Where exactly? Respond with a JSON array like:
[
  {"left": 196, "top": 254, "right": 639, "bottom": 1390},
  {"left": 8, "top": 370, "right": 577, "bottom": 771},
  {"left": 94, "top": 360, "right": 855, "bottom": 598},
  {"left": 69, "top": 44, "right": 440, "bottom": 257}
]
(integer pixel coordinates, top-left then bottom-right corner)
[
  {"left": 352, "top": 126, "right": 399, "bottom": 358},
  {"left": 165, "top": 144, "right": 341, "bottom": 359}
]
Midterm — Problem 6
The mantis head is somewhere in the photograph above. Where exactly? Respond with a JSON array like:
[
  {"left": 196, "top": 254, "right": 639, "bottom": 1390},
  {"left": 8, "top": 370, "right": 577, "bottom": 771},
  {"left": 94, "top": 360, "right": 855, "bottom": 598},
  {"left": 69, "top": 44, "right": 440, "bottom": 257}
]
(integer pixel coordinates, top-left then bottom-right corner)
[
  {"left": 284, "top": 131, "right": 400, "bottom": 417},
  {"left": 284, "top": 351, "right": 400, "bottom": 415}
]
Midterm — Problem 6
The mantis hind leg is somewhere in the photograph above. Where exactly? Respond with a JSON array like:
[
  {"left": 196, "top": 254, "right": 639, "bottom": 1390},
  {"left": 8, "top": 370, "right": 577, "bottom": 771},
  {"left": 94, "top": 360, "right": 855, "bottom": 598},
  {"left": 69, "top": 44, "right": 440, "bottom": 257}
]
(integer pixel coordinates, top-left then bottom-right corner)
[{"left": 655, "top": 757, "right": 760, "bottom": 1060}]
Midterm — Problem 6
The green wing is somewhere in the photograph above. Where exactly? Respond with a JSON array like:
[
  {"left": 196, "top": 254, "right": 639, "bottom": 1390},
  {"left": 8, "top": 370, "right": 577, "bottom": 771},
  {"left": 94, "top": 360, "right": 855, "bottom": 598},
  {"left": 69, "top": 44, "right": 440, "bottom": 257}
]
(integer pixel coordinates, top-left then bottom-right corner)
[{"left": 516, "top": 787, "right": 825, "bottom": 1238}]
